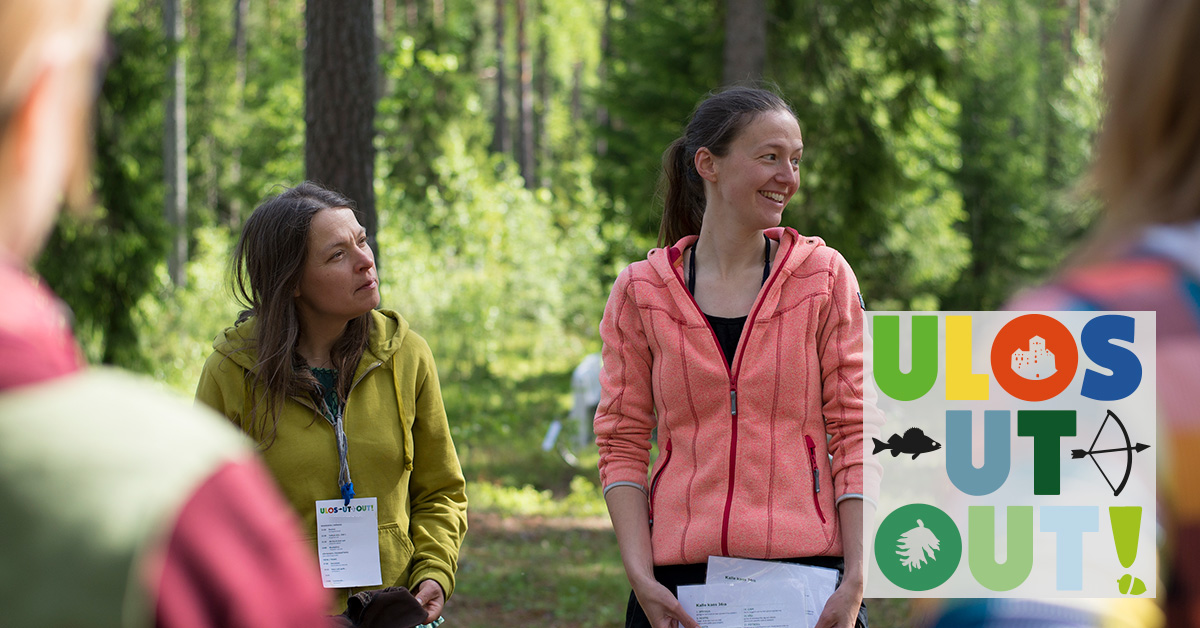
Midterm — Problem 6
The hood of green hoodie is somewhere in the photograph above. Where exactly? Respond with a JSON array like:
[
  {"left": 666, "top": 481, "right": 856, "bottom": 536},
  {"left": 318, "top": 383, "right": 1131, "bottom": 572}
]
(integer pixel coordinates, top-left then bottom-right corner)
[{"left": 212, "top": 309, "right": 410, "bottom": 379}]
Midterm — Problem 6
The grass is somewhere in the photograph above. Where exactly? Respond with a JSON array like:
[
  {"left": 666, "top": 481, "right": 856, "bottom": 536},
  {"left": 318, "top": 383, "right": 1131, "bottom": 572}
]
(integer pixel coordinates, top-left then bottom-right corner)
[
  {"left": 445, "top": 482, "right": 920, "bottom": 628},
  {"left": 445, "top": 480, "right": 628, "bottom": 627}
]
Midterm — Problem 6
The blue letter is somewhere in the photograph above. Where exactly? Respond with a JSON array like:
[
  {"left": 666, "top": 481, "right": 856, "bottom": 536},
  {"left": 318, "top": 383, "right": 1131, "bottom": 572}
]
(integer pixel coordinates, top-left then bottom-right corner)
[
  {"left": 1080, "top": 315, "right": 1142, "bottom": 401},
  {"left": 946, "top": 410, "right": 1010, "bottom": 496},
  {"left": 1041, "top": 506, "right": 1099, "bottom": 590}
]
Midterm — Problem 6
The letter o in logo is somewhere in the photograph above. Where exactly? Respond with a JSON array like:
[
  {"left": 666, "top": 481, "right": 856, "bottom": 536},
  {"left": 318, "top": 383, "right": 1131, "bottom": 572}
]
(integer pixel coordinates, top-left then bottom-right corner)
[{"left": 991, "top": 314, "right": 1078, "bottom": 402}]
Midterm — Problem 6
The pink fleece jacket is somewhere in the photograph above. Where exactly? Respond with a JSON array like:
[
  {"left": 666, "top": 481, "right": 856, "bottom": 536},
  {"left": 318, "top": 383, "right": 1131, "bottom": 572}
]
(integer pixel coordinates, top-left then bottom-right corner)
[{"left": 595, "top": 227, "right": 874, "bottom": 566}]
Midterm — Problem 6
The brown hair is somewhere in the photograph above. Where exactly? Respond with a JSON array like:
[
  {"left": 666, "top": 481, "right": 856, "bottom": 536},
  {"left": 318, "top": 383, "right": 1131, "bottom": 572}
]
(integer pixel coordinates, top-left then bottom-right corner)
[
  {"left": 658, "top": 86, "right": 797, "bottom": 247},
  {"left": 1075, "top": 0, "right": 1200, "bottom": 261},
  {"left": 232, "top": 181, "right": 372, "bottom": 446},
  {"left": 0, "top": 0, "right": 110, "bottom": 210}
]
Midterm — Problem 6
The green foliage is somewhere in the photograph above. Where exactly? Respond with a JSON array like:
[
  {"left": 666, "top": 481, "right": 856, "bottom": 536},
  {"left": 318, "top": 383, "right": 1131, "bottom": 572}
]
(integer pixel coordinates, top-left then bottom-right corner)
[
  {"left": 38, "top": 3, "right": 167, "bottom": 368},
  {"left": 468, "top": 477, "right": 606, "bottom": 518},
  {"left": 370, "top": 0, "right": 608, "bottom": 449},
  {"left": 596, "top": 0, "right": 1108, "bottom": 310},
  {"left": 130, "top": 228, "right": 241, "bottom": 393},
  {"left": 943, "top": 0, "right": 1105, "bottom": 309},
  {"left": 597, "top": 0, "right": 723, "bottom": 242},
  {"left": 599, "top": 0, "right": 968, "bottom": 307},
  {"left": 773, "top": 0, "right": 959, "bottom": 309}
]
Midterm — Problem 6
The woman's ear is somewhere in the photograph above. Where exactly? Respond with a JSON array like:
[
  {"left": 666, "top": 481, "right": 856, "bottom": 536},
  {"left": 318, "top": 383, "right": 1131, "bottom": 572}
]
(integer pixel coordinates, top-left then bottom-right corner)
[{"left": 694, "top": 147, "right": 719, "bottom": 183}]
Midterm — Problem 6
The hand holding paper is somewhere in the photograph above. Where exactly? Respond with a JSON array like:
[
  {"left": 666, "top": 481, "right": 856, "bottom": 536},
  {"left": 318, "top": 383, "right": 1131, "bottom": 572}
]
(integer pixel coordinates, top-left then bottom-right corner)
[
  {"left": 813, "top": 580, "right": 862, "bottom": 628},
  {"left": 635, "top": 579, "right": 701, "bottom": 628}
]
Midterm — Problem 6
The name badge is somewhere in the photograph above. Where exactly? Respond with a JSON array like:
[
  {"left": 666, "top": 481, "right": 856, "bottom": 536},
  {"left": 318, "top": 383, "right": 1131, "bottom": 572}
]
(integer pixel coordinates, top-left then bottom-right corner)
[{"left": 315, "top": 497, "right": 383, "bottom": 588}]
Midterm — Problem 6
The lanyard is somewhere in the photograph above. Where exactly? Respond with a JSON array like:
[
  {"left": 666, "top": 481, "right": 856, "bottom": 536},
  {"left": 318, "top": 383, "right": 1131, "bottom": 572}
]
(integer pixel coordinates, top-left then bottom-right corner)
[
  {"left": 314, "top": 369, "right": 355, "bottom": 506},
  {"left": 688, "top": 232, "right": 772, "bottom": 296}
]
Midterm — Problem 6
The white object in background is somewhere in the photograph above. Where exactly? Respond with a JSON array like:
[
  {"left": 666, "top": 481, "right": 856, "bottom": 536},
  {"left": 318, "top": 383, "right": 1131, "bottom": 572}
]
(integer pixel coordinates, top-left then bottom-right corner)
[{"left": 570, "top": 353, "right": 603, "bottom": 449}]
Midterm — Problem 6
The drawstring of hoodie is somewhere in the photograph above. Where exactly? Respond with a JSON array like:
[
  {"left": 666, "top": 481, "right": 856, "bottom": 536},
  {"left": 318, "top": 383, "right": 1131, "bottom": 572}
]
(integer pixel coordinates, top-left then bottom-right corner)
[{"left": 314, "top": 373, "right": 355, "bottom": 506}]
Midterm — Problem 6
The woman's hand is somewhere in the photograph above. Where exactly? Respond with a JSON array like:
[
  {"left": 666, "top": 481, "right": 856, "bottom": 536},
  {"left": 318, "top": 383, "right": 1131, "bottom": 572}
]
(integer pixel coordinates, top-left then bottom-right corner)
[
  {"left": 412, "top": 580, "right": 445, "bottom": 623},
  {"left": 632, "top": 579, "right": 701, "bottom": 628},
  {"left": 814, "top": 578, "right": 863, "bottom": 628}
]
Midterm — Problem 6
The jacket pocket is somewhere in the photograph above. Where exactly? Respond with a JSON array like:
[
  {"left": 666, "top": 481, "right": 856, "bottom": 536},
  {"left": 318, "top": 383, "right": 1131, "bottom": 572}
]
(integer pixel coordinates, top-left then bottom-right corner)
[
  {"left": 379, "top": 521, "right": 416, "bottom": 587},
  {"left": 648, "top": 438, "right": 673, "bottom": 526},
  {"left": 804, "top": 435, "right": 827, "bottom": 524}
]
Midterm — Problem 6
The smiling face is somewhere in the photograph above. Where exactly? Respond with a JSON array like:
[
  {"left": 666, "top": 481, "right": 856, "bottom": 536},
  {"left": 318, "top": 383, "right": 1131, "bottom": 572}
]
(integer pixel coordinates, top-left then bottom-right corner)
[
  {"left": 293, "top": 207, "right": 379, "bottom": 330},
  {"left": 698, "top": 109, "right": 804, "bottom": 231}
]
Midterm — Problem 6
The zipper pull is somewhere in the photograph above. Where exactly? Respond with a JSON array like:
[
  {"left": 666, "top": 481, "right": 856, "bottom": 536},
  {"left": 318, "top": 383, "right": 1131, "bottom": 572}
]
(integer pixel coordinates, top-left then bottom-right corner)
[
  {"left": 805, "top": 436, "right": 820, "bottom": 493},
  {"left": 730, "top": 389, "right": 738, "bottom": 416},
  {"left": 805, "top": 434, "right": 828, "bottom": 523}
]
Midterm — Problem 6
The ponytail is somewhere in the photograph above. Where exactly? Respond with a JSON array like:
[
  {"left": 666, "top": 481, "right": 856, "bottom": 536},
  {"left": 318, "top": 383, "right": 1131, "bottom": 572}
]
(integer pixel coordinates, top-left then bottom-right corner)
[
  {"left": 658, "top": 137, "right": 707, "bottom": 246},
  {"left": 655, "top": 86, "right": 797, "bottom": 248}
]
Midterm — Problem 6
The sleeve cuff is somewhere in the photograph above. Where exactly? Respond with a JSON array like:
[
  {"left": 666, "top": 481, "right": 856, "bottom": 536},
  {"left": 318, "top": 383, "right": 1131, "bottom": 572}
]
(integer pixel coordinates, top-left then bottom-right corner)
[
  {"left": 602, "top": 481, "right": 647, "bottom": 497},
  {"left": 836, "top": 493, "right": 877, "bottom": 508}
]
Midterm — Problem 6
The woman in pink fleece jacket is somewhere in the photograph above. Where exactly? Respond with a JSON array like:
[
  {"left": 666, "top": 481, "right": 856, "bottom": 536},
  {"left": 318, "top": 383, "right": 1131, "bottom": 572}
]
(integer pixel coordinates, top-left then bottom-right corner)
[{"left": 595, "top": 87, "right": 874, "bottom": 628}]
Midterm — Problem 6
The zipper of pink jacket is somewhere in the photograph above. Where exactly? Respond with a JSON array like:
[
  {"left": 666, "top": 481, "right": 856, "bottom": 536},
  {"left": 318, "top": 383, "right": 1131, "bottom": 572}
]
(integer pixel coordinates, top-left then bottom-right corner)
[{"left": 668, "top": 231, "right": 797, "bottom": 556}]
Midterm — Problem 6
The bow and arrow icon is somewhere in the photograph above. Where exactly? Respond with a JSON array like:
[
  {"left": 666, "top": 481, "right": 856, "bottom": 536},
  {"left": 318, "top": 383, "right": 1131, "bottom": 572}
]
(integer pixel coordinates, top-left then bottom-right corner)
[{"left": 1070, "top": 410, "right": 1151, "bottom": 497}]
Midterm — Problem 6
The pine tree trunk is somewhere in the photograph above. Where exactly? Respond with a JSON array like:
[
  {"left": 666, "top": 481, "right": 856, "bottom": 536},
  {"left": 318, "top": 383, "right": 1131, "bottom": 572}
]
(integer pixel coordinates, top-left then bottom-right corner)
[
  {"left": 596, "top": 0, "right": 612, "bottom": 157},
  {"left": 536, "top": 32, "right": 549, "bottom": 188},
  {"left": 164, "top": 0, "right": 187, "bottom": 287},
  {"left": 305, "top": 0, "right": 379, "bottom": 260},
  {"left": 516, "top": 0, "right": 535, "bottom": 189},
  {"left": 492, "top": 0, "right": 511, "bottom": 155},
  {"left": 1078, "top": 0, "right": 1089, "bottom": 41},
  {"left": 228, "top": 0, "right": 248, "bottom": 229},
  {"left": 722, "top": 0, "right": 766, "bottom": 86}
]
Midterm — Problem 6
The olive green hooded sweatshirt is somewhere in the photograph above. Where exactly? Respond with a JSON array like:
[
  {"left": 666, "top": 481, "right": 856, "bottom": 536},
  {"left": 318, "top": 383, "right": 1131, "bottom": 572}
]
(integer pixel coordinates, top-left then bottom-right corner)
[{"left": 196, "top": 309, "right": 467, "bottom": 610}]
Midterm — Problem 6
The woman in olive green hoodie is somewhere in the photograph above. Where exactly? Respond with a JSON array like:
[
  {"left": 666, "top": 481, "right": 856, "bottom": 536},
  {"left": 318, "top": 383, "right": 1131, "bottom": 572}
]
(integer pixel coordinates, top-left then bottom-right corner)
[{"left": 196, "top": 182, "right": 467, "bottom": 622}]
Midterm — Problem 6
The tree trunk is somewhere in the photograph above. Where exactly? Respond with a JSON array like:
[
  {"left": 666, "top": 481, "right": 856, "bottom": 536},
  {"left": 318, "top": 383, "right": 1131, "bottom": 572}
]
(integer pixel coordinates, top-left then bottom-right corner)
[
  {"left": 536, "top": 30, "right": 549, "bottom": 188},
  {"left": 596, "top": 0, "right": 612, "bottom": 157},
  {"left": 1079, "top": 0, "right": 1089, "bottom": 41},
  {"left": 228, "top": 0, "right": 249, "bottom": 229},
  {"left": 305, "top": 0, "right": 379, "bottom": 259},
  {"left": 164, "top": 0, "right": 187, "bottom": 287},
  {"left": 405, "top": 0, "right": 417, "bottom": 29},
  {"left": 515, "top": 0, "right": 535, "bottom": 188},
  {"left": 492, "top": 0, "right": 511, "bottom": 155},
  {"left": 722, "top": 0, "right": 766, "bottom": 86}
]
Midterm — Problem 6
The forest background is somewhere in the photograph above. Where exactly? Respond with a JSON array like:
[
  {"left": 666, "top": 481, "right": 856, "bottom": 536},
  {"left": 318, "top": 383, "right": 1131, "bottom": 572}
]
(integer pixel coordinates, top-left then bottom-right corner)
[{"left": 40, "top": 0, "right": 1113, "bottom": 625}]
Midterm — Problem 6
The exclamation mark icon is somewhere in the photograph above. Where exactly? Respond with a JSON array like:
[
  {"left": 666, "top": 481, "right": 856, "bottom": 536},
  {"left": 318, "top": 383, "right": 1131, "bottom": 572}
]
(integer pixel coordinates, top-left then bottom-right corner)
[{"left": 1111, "top": 506, "right": 1146, "bottom": 595}]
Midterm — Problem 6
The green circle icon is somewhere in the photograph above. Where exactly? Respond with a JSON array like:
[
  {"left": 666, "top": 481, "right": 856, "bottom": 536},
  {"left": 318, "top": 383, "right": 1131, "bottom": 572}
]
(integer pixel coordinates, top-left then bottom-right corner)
[{"left": 875, "top": 503, "right": 963, "bottom": 591}]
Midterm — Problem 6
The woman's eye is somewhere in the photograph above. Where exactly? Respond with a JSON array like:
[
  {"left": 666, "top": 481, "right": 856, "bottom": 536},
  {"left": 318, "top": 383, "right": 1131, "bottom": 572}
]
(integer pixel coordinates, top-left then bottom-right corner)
[
  {"left": 763, "top": 154, "right": 777, "bottom": 161},
  {"left": 330, "top": 250, "right": 344, "bottom": 261},
  {"left": 791, "top": 158, "right": 801, "bottom": 167}
]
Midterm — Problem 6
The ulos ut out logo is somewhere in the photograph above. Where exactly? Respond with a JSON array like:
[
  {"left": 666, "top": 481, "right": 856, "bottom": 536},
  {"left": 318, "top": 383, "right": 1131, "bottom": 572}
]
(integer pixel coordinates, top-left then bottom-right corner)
[{"left": 863, "top": 312, "right": 1156, "bottom": 598}]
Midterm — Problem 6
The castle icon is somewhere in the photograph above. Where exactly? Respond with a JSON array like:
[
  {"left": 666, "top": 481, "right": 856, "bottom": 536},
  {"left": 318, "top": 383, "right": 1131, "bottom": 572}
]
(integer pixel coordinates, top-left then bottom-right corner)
[{"left": 1011, "top": 335, "right": 1056, "bottom": 380}]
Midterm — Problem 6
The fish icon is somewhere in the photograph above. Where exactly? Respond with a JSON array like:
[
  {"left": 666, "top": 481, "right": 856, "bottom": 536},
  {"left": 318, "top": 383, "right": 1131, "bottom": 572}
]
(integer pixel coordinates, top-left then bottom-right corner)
[{"left": 872, "top": 428, "right": 942, "bottom": 459}]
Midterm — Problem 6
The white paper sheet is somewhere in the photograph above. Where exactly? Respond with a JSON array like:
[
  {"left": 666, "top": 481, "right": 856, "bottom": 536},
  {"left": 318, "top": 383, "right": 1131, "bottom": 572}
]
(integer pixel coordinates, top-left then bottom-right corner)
[
  {"left": 678, "top": 582, "right": 808, "bottom": 628},
  {"left": 315, "top": 497, "right": 383, "bottom": 588},
  {"left": 706, "top": 556, "right": 839, "bottom": 628}
]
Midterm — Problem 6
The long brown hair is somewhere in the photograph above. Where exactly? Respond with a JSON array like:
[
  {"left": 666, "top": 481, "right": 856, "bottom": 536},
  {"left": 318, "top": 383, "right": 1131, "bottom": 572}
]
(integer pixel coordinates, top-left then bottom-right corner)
[
  {"left": 231, "top": 181, "right": 372, "bottom": 446},
  {"left": 1073, "top": 0, "right": 1200, "bottom": 262},
  {"left": 657, "top": 86, "right": 797, "bottom": 246}
]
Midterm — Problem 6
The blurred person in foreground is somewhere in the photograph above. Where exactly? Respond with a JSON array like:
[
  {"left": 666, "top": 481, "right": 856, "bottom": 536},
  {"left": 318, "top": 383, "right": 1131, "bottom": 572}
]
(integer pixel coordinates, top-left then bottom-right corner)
[
  {"left": 931, "top": 0, "right": 1200, "bottom": 626},
  {"left": 0, "top": 2, "right": 340, "bottom": 625}
]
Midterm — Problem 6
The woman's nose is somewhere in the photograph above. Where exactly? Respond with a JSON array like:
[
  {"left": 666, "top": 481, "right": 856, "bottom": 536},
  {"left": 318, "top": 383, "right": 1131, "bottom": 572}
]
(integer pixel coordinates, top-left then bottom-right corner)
[
  {"left": 356, "top": 244, "right": 375, "bottom": 270},
  {"left": 777, "top": 161, "right": 798, "bottom": 187}
]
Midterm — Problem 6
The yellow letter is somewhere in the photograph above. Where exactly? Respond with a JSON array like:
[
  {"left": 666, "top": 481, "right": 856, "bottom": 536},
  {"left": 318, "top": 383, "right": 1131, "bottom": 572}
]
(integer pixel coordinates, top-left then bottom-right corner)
[{"left": 947, "top": 316, "right": 989, "bottom": 400}]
